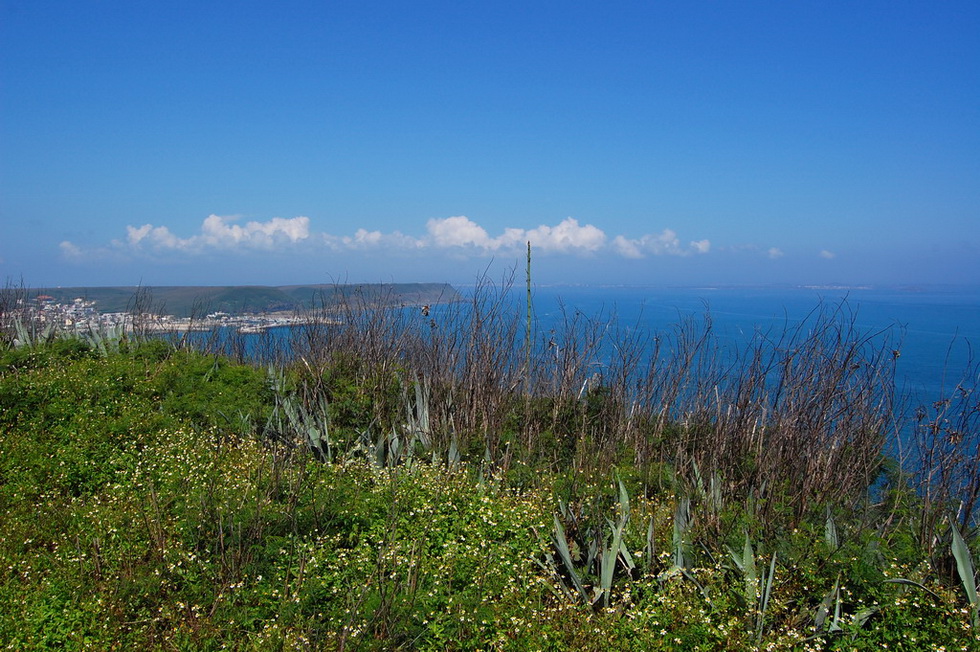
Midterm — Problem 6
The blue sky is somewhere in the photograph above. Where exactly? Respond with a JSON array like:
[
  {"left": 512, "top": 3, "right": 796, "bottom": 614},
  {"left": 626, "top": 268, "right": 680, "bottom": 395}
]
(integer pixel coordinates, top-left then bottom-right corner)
[{"left": 2, "top": 1, "right": 978, "bottom": 288}]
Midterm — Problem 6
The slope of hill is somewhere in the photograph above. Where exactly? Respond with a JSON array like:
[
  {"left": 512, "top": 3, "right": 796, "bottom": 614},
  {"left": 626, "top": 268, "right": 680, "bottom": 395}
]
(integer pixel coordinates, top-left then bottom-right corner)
[{"left": 29, "top": 283, "right": 460, "bottom": 317}]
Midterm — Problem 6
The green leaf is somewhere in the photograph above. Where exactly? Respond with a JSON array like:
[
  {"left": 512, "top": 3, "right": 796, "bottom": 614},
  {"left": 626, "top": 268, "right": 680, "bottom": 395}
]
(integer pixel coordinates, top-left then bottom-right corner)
[
  {"left": 553, "top": 516, "right": 588, "bottom": 603},
  {"left": 645, "top": 516, "right": 656, "bottom": 573},
  {"left": 618, "top": 538, "right": 636, "bottom": 573},
  {"left": 950, "top": 520, "right": 979, "bottom": 627},
  {"left": 882, "top": 578, "right": 944, "bottom": 601},
  {"left": 743, "top": 532, "right": 757, "bottom": 586},
  {"left": 852, "top": 606, "right": 879, "bottom": 628},
  {"left": 825, "top": 507, "right": 839, "bottom": 550},
  {"left": 815, "top": 576, "right": 839, "bottom": 630},
  {"left": 672, "top": 498, "right": 690, "bottom": 570},
  {"left": 756, "top": 552, "right": 777, "bottom": 644},
  {"left": 617, "top": 477, "right": 630, "bottom": 522}
]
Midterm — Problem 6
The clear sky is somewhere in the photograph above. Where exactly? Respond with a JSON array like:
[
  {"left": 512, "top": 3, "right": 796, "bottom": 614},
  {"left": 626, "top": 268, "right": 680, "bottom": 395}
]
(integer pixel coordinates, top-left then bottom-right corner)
[{"left": 2, "top": 1, "right": 978, "bottom": 288}]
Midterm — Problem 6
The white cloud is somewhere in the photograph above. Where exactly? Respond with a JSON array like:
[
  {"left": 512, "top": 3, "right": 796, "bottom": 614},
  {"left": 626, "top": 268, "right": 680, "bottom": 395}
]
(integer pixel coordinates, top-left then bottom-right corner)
[
  {"left": 59, "top": 240, "right": 84, "bottom": 260},
  {"left": 60, "top": 213, "right": 719, "bottom": 264},
  {"left": 60, "top": 215, "right": 315, "bottom": 263},
  {"left": 820, "top": 249, "right": 836, "bottom": 259},
  {"left": 339, "top": 229, "right": 423, "bottom": 250},
  {"left": 525, "top": 218, "right": 606, "bottom": 253},
  {"left": 199, "top": 215, "right": 310, "bottom": 249},
  {"left": 427, "top": 216, "right": 494, "bottom": 249},
  {"left": 611, "top": 229, "right": 710, "bottom": 258},
  {"left": 768, "top": 247, "right": 784, "bottom": 259},
  {"left": 424, "top": 216, "right": 606, "bottom": 254},
  {"left": 611, "top": 235, "right": 643, "bottom": 259},
  {"left": 691, "top": 239, "right": 711, "bottom": 254},
  {"left": 115, "top": 215, "right": 312, "bottom": 253},
  {"left": 127, "top": 223, "right": 187, "bottom": 249}
]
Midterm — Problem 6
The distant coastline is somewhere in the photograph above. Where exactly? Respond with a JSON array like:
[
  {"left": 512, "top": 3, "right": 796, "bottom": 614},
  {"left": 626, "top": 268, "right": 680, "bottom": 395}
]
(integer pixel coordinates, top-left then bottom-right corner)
[{"left": 19, "top": 283, "right": 462, "bottom": 318}]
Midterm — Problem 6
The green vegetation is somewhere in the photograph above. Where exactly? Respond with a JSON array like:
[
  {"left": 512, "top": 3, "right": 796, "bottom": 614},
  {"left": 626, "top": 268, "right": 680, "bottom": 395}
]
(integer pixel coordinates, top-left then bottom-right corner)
[
  {"left": 24, "top": 283, "right": 461, "bottom": 316},
  {"left": 1, "top": 280, "right": 978, "bottom": 650}
]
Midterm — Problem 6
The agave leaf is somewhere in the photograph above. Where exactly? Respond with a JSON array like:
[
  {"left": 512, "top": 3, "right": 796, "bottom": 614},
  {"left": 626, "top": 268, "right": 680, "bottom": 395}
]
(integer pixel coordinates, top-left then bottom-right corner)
[
  {"left": 389, "top": 432, "right": 402, "bottom": 465},
  {"left": 726, "top": 533, "right": 757, "bottom": 604},
  {"left": 403, "top": 371, "right": 432, "bottom": 448},
  {"left": 316, "top": 396, "right": 332, "bottom": 461},
  {"left": 448, "top": 435, "right": 460, "bottom": 468},
  {"left": 726, "top": 544, "right": 743, "bottom": 573},
  {"left": 13, "top": 317, "right": 31, "bottom": 349},
  {"left": 558, "top": 499, "right": 571, "bottom": 523},
  {"left": 617, "top": 478, "right": 630, "bottom": 521},
  {"left": 756, "top": 552, "right": 777, "bottom": 644},
  {"left": 814, "top": 576, "right": 838, "bottom": 630},
  {"left": 825, "top": 507, "right": 839, "bottom": 550},
  {"left": 691, "top": 460, "right": 705, "bottom": 501},
  {"left": 852, "top": 606, "right": 879, "bottom": 628},
  {"left": 598, "top": 546, "right": 616, "bottom": 607},
  {"left": 553, "top": 516, "right": 588, "bottom": 603},
  {"left": 599, "top": 519, "right": 626, "bottom": 607},
  {"left": 618, "top": 538, "right": 636, "bottom": 573},
  {"left": 672, "top": 498, "right": 690, "bottom": 570},
  {"left": 532, "top": 529, "right": 577, "bottom": 603},
  {"left": 645, "top": 516, "right": 656, "bottom": 573},
  {"left": 698, "top": 541, "right": 718, "bottom": 567},
  {"left": 405, "top": 431, "right": 418, "bottom": 466},
  {"left": 710, "top": 472, "right": 723, "bottom": 514},
  {"left": 743, "top": 532, "right": 757, "bottom": 586},
  {"left": 413, "top": 372, "right": 429, "bottom": 431},
  {"left": 830, "top": 577, "right": 842, "bottom": 632},
  {"left": 586, "top": 535, "right": 599, "bottom": 571},
  {"left": 882, "top": 577, "right": 944, "bottom": 601},
  {"left": 533, "top": 557, "right": 576, "bottom": 602},
  {"left": 950, "top": 520, "right": 979, "bottom": 627},
  {"left": 308, "top": 425, "right": 322, "bottom": 448},
  {"left": 85, "top": 327, "right": 106, "bottom": 356},
  {"left": 266, "top": 364, "right": 285, "bottom": 393}
]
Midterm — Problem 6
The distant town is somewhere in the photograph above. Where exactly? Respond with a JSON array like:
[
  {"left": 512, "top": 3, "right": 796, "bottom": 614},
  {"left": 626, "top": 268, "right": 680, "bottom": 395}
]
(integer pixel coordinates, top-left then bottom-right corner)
[
  {"left": 2, "top": 283, "right": 462, "bottom": 336},
  {"left": 10, "top": 294, "right": 319, "bottom": 334}
]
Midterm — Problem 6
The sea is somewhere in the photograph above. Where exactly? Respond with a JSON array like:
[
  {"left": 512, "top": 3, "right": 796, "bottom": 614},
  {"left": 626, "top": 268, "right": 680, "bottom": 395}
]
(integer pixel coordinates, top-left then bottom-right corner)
[
  {"left": 198, "top": 283, "right": 979, "bottom": 409},
  {"left": 523, "top": 284, "right": 980, "bottom": 404}
]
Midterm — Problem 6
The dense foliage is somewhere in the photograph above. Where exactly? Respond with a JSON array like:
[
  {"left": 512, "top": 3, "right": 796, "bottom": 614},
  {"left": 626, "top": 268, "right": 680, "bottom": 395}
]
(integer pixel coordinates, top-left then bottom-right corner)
[
  {"left": 3, "top": 275, "right": 979, "bottom": 650},
  {"left": 1, "top": 334, "right": 978, "bottom": 650}
]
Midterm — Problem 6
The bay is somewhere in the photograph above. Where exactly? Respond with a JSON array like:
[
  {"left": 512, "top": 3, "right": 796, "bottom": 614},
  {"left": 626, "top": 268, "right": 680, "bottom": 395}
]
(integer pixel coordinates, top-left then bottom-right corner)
[
  {"left": 526, "top": 284, "right": 980, "bottom": 403},
  {"left": 186, "top": 283, "right": 979, "bottom": 408}
]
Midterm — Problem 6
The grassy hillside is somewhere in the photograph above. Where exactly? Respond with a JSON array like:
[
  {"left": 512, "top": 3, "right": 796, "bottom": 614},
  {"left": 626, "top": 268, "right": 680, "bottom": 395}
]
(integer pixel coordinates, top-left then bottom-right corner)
[{"left": 1, "top": 286, "right": 978, "bottom": 650}]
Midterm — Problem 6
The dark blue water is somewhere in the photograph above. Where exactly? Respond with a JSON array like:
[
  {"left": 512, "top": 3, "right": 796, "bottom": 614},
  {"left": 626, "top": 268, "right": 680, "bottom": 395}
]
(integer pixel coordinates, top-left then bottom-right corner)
[
  {"left": 526, "top": 285, "right": 980, "bottom": 402},
  {"left": 186, "top": 284, "right": 979, "bottom": 407}
]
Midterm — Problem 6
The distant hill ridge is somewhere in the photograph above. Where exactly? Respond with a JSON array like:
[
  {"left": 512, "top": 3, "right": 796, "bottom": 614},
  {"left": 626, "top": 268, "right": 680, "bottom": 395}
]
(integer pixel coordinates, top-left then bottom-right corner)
[{"left": 32, "top": 283, "right": 461, "bottom": 318}]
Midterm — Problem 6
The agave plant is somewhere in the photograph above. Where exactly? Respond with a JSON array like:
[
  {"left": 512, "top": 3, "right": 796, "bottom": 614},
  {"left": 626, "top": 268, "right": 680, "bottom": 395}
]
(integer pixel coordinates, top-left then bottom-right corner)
[
  {"left": 727, "top": 531, "right": 776, "bottom": 644},
  {"left": 882, "top": 518, "right": 979, "bottom": 630},
  {"left": 12, "top": 316, "right": 56, "bottom": 349},
  {"left": 80, "top": 321, "right": 127, "bottom": 357},
  {"left": 536, "top": 478, "right": 635, "bottom": 608},
  {"left": 727, "top": 531, "right": 758, "bottom": 606},
  {"left": 263, "top": 369, "right": 333, "bottom": 461}
]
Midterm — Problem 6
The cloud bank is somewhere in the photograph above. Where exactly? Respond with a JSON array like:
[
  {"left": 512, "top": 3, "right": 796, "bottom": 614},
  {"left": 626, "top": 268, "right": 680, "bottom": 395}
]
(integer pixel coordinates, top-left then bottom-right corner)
[
  {"left": 60, "top": 213, "right": 729, "bottom": 263},
  {"left": 125, "top": 215, "right": 311, "bottom": 252},
  {"left": 611, "top": 229, "right": 710, "bottom": 258},
  {"left": 425, "top": 216, "right": 606, "bottom": 254}
]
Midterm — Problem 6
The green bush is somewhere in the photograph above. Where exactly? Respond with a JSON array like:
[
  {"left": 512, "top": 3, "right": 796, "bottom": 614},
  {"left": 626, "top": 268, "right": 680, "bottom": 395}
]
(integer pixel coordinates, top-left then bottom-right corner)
[{"left": 1, "top": 339, "right": 978, "bottom": 650}]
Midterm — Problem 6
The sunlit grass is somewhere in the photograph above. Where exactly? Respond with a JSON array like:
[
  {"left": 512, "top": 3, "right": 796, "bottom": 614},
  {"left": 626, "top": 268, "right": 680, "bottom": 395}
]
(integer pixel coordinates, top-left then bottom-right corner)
[{"left": 1, "top": 293, "right": 978, "bottom": 649}]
